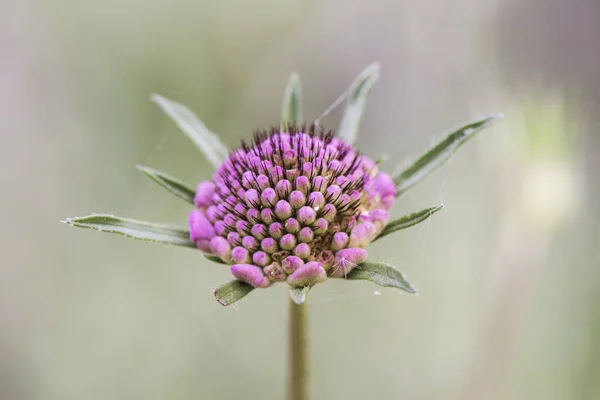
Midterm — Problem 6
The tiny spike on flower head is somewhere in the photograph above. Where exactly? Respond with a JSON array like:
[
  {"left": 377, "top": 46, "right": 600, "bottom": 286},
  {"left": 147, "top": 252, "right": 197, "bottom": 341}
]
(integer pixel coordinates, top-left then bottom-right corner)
[{"left": 188, "top": 123, "right": 395, "bottom": 289}]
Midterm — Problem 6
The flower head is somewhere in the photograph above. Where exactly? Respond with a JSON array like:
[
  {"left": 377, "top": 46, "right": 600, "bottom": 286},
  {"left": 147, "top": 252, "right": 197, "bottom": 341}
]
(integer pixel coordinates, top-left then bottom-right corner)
[
  {"left": 62, "top": 62, "right": 501, "bottom": 305},
  {"left": 189, "top": 124, "right": 395, "bottom": 288}
]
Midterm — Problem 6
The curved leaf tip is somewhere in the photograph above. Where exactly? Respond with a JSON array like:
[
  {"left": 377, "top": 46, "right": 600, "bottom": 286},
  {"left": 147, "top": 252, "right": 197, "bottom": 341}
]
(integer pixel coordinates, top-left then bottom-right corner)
[{"left": 214, "top": 280, "right": 255, "bottom": 306}]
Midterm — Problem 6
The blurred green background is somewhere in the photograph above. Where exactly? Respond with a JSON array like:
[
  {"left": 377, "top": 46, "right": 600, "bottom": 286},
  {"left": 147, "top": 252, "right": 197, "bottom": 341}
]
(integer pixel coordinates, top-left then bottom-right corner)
[{"left": 1, "top": 0, "right": 599, "bottom": 399}]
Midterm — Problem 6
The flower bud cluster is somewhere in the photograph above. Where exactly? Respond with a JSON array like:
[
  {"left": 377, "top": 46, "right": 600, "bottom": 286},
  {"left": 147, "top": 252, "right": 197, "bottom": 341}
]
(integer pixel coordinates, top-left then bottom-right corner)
[{"left": 189, "top": 125, "right": 396, "bottom": 288}]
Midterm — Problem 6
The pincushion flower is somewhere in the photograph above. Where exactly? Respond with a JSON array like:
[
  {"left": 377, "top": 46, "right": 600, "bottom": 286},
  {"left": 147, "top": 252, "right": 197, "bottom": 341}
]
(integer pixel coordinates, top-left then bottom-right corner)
[{"left": 63, "top": 63, "right": 501, "bottom": 306}]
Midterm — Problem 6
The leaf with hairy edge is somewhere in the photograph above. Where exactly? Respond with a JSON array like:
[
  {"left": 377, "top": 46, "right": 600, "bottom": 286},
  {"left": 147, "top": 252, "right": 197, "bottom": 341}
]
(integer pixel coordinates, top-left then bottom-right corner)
[
  {"left": 214, "top": 280, "right": 254, "bottom": 306},
  {"left": 375, "top": 204, "right": 444, "bottom": 241},
  {"left": 338, "top": 62, "right": 380, "bottom": 144},
  {"left": 289, "top": 287, "right": 310, "bottom": 305},
  {"left": 152, "top": 94, "right": 229, "bottom": 169},
  {"left": 281, "top": 72, "right": 302, "bottom": 128},
  {"left": 136, "top": 165, "right": 195, "bottom": 204},
  {"left": 204, "top": 255, "right": 227, "bottom": 265},
  {"left": 62, "top": 214, "right": 196, "bottom": 248},
  {"left": 347, "top": 262, "right": 417, "bottom": 294},
  {"left": 393, "top": 114, "right": 503, "bottom": 196}
]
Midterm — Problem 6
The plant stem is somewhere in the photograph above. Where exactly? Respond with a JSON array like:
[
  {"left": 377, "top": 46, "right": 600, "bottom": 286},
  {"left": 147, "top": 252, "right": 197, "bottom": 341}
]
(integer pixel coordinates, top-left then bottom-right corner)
[{"left": 287, "top": 297, "right": 308, "bottom": 400}]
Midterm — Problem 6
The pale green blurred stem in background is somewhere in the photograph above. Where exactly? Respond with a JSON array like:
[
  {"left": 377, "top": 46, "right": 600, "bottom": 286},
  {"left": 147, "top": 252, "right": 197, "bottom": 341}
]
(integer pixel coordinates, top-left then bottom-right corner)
[{"left": 287, "top": 297, "right": 308, "bottom": 400}]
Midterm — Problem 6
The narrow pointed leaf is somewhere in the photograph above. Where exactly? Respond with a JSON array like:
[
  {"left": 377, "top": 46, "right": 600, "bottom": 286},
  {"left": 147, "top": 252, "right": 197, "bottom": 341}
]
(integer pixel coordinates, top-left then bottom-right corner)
[
  {"left": 204, "top": 254, "right": 227, "bottom": 265},
  {"left": 338, "top": 62, "right": 380, "bottom": 144},
  {"left": 214, "top": 280, "right": 255, "bottom": 306},
  {"left": 289, "top": 287, "right": 310, "bottom": 305},
  {"left": 136, "top": 165, "right": 195, "bottom": 204},
  {"left": 152, "top": 94, "right": 229, "bottom": 169},
  {"left": 393, "top": 114, "right": 502, "bottom": 196},
  {"left": 375, "top": 204, "right": 444, "bottom": 241},
  {"left": 62, "top": 214, "right": 195, "bottom": 248},
  {"left": 281, "top": 72, "right": 302, "bottom": 128},
  {"left": 347, "top": 262, "right": 417, "bottom": 294}
]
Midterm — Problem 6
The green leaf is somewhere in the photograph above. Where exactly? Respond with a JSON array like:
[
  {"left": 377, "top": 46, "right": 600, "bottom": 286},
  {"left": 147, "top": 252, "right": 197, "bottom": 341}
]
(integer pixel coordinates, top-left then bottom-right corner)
[
  {"left": 338, "top": 62, "right": 380, "bottom": 144},
  {"left": 289, "top": 286, "right": 310, "bottom": 305},
  {"left": 152, "top": 94, "right": 229, "bottom": 169},
  {"left": 375, "top": 204, "right": 444, "bottom": 241},
  {"left": 204, "top": 254, "right": 227, "bottom": 265},
  {"left": 393, "top": 114, "right": 503, "bottom": 196},
  {"left": 281, "top": 72, "right": 302, "bottom": 128},
  {"left": 347, "top": 262, "right": 417, "bottom": 294},
  {"left": 62, "top": 214, "right": 196, "bottom": 248},
  {"left": 214, "top": 280, "right": 255, "bottom": 306},
  {"left": 136, "top": 165, "right": 196, "bottom": 204}
]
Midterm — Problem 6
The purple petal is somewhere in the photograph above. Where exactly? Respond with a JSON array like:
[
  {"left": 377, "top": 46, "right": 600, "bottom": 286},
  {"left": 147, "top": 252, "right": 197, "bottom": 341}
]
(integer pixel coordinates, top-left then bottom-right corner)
[
  {"left": 287, "top": 262, "right": 327, "bottom": 287},
  {"left": 231, "top": 264, "right": 270, "bottom": 288},
  {"left": 331, "top": 248, "right": 368, "bottom": 278}
]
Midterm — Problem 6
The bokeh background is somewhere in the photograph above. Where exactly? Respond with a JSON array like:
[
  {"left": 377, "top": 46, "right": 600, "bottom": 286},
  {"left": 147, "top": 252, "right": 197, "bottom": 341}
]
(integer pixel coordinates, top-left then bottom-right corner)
[{"left": 1, "top": 0, "right": 599, "bottom": 399}]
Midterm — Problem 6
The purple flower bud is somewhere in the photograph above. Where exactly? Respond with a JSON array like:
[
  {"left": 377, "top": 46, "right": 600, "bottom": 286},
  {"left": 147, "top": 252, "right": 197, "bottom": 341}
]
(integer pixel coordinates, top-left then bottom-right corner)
[
  {"left": 195, "top": 239, "right": 212, "bottom": 253},
  {"left": 246, "top": 208, "right": 260, "bottom": 224},
  {"left": 295, "top": 175, "right": 310, "bottom": 194},
  {"left": 206, "top": 205, "right": 219, "bottom": 223},
  {"left": 242, "top": 235, "right": 258, "bottom": 250},
  {"left": 298, "top": 227, "right": 314, "bottom": 243},
  {"left": 328, "top": 159, "right": 341, "bottom": 172},
  {"left": 236, "top": 220, "right": 250, "bottom": 235},
  {"left": 213, "top": 220, "right": 227, "bottom": 236},
  {"left": 373, "top": 172, "right": 396, "bottom": 196},
  {"left": 289, "top": 190, "right": 306, "bottom": 209},
  {"left": 268, "top": 222, "right": 284, "bottom": 239},
  {"left": 224, "top": 213, "right": 236, "bottom": 227},
  {"left": 314, "top": 218, "right": 329, "bottom": 235},
  {"left": 297, "top": 206, "right": 317, "bottom": 225},
  {"left": 326, "top": 185, "right": 342, "bottom": 201},
  {"left": 275, "top": 179, "right": 292, "bottom": 198},
  {"left": 270, "top": 165, "right": 284, "bottom": 182},
  {"left": 252, "top": 251, "right": 271, "bottom": 267},
  {"left": 283, "top": 149, "right": 298, "bottom": 168},
  {"left": 261, "top": 237, "right": 278, "bottom": 254},
  {"left": 331, "top": 232, "right": 349, "bottom": 251},
  {"left": 331, "top": 248, "right": 368, "bottom": 278},
  {"left": 302, "top": 162, "right": 314, "bottom": 177},
  {"left": 282, "top": 255, "right": 304, "bottom": 274},
  {"left": 245, "top": 189, "right": 259, "bottom": 208},
  {"left": 231, "top": 264, "right": 271, "bottom": 288},
  {"left": 381, "top": 195, "right": 395, "bottom": 211},
  {"left": 321, "top": 204, "right": 337, "bottom": 222},
  {"left": 194, "top": 181, "right": 215, "bottom": 208},
  {"left": 287, "top": 262, "right": 327, "bottom": 287},
  {"left": 284, "top": 218, "right": 300, "bottom": 233},
  {"left": 189, "top": 210, "right": 215, "bottom": 242},
  {"left": 256, "top": 174, "right": 270, "bottom": 190},
  {"left": 370, "top": 208, "right": 389, "bottom": 228},
  {"left": 349, "top": 222, "right": 377, "bottom": 247},
  {"left": 227, "top": 232, "right": 241, "bottom": 246},
  {"left": 280, "top": 233, "right": 297, "bottom": 250},
  {"left": 251, "top": 224, "right": 267, "bottom": 240},
  {"left": 294, "top": 243, "right": 311, "bottom": 259},
  {"left": 231, "top": 246, "right": 251, "bottom": 264},
  {"left": 337, "top": 194, "right": 351, "bottom": 209},
  {"left": 260, "top": 208, "right": 275, "bottom": 224},
  {"left": 308, "top": 192, "right": 325, "bottom": 210},
  {"left": 275, "top": 200, "right": 293, "bottom": 220},
  {"left": 210, "top": 236, "right": 232, "bottom": 262},
  {"left": 242, "top": 171, "right": 255, "bottom": 188},
  {"left": 261, "top": 188, "right": 278, "bottom": 207}
]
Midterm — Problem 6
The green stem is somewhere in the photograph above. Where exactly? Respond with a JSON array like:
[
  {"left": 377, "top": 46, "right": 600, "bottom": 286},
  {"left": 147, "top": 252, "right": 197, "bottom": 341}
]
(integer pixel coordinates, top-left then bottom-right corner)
[{"left": 287, "top": 297, "right": 308, "bottom": 400}]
